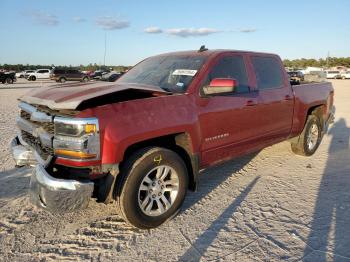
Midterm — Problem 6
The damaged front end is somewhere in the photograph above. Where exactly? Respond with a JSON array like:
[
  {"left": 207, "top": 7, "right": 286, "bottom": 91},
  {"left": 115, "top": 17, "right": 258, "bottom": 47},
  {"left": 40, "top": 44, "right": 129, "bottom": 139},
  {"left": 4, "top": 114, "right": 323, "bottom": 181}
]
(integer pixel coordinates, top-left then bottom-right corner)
[
  {"left": 10, "top": 102, "right": 96, "bottom": 212},
  {"left": 10, "top": 136, "right": 36, "bottom": 167}
]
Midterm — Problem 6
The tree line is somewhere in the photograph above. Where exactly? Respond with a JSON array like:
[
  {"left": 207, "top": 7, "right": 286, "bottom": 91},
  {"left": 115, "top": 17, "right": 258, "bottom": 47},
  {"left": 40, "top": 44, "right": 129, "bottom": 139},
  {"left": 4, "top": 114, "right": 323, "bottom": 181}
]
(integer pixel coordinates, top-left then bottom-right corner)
[
  {"left": 283, "top": 57, "right": 350, "bottom": 69},
  {"left": 2, "top": 57, "right": 350, "bottom": 72},
  {"left": 0, "top": 63, "right": 131, "bottom": 72}
]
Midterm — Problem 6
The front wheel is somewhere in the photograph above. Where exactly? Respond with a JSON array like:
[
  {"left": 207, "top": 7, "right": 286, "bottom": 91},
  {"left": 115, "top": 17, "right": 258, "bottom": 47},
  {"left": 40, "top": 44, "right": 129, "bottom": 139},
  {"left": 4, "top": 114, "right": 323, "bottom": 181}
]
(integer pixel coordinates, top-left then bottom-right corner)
[
  {"left": 116, "top": 147, "right": 188, "bottom": 229},
  {"left": 82, "top": 76, "right": 89, "bottom": 82},
  {"left": 291, "top": 114, "right": 322, "bottom": 156},
  {"left": 30, "top": 76, "right": 36, "bottom": 81}
]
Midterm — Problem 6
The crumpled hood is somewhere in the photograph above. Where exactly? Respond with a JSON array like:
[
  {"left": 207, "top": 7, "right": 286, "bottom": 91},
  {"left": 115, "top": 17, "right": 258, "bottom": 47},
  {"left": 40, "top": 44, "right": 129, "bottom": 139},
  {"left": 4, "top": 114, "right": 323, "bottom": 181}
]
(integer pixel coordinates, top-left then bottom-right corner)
[{"left": 19, "top": 81, "right": 168, "bottom": 110}]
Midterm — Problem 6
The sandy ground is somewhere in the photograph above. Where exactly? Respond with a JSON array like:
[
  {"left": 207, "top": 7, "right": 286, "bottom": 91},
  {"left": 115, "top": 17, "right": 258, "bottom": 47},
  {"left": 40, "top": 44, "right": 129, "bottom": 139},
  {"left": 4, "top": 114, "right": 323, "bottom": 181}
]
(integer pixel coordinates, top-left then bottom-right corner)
[{"left": 0, "top": 80, "right": 349, "bottom": 261}]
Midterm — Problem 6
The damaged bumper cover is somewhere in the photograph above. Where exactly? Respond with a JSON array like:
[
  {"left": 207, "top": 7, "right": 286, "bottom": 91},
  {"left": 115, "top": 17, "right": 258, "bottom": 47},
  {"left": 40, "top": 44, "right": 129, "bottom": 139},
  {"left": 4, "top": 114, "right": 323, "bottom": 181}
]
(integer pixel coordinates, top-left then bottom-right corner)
[
  {"left": 10, "top": 136, "right": 36, "bottom": 166},
  {"left": 10, "top": 135, "right": 94, "bottom": 212},
  {"left": 30, "top": 164, "right": 94, "bottom": 212}
]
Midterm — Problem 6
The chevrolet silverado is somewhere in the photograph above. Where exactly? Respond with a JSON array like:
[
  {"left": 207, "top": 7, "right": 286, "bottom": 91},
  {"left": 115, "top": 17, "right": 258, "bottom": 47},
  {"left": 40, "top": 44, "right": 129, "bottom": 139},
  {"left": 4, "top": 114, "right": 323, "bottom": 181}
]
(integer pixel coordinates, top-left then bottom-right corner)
[{"left": 11, "top": 48, "right": 334, "bottom": 229}]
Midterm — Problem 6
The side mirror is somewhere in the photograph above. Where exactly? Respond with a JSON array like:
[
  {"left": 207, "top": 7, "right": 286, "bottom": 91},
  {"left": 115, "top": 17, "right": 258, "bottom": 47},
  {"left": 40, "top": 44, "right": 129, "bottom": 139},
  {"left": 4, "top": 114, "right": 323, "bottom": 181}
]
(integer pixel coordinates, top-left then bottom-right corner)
[{"left": 203, "top": 78, "right": 238, "bottom": 96}]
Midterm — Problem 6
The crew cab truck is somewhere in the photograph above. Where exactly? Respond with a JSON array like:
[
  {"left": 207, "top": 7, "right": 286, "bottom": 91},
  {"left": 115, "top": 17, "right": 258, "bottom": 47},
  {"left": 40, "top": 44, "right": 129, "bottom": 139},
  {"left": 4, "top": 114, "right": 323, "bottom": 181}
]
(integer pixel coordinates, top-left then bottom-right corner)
[{"left": 11, "top": 49, "right": 334, "bottom": 229}]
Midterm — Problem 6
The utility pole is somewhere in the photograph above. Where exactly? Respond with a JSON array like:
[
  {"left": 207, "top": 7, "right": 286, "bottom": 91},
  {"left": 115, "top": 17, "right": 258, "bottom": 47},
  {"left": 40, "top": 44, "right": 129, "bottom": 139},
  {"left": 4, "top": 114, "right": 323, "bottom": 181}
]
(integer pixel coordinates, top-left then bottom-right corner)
[
  {"left": 326, "top": 51, "right": 330, "bottom": 69},
  {"left": 103, "top": 32, "right": 107, "bottom": 66}
]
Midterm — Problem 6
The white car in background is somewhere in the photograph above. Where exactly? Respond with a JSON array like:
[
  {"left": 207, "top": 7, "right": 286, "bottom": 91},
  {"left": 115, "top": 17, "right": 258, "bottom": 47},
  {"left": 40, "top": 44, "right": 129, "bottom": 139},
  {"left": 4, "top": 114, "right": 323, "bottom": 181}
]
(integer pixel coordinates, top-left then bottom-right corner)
[
  {"left": 341, "top": 71, "right": 350, "bottom": 79},
  {"left": 16, "top": 70, "right": 35, "bottom": 78},
  {"left": 326, "top": 70, "right": 341, "bottom": 79},
  {"left": 27, "top": 69, "right": 51, "bottom": 81}
]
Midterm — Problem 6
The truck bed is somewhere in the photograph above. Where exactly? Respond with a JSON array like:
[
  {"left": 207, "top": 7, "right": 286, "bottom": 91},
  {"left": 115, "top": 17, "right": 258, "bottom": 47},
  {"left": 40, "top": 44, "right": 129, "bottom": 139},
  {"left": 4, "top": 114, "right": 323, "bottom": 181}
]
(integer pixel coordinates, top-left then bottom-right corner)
[{"left": 291, "top": 81, "right": 334, "bottom": 136}]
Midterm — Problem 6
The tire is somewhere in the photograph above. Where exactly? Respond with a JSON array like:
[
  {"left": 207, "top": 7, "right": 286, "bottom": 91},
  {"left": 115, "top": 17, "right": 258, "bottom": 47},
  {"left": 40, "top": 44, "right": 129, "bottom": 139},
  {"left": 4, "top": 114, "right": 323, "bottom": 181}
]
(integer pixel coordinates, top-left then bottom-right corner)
[
  {"left": 5, "top": 78, "right": 13, "bottom": 84},
  {"left": 291, "top": 114, "right": 322, "bottom": 156},
  {"left": 115, "top": 147, "right": 188, "bottom": 229},
  {"left": 59, "top": 77, "right": 66, "bottom": 83},
  {"left": 30, "top": 76, "right": 36, "bottom": 81},
  {"left": 82, "top": 76, "right": 89, "bottom": 82}
]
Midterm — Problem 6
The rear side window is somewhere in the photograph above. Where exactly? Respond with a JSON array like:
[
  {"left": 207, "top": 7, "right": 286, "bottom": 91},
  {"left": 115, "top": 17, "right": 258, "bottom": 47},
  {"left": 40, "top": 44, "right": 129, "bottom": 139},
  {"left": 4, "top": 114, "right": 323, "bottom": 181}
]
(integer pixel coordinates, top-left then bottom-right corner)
[
  {"left": 68, "top": 69, "right": 79, "bottom": 74},
  {"left": 205, "top": 55, "right": 249, "bottom": 93},
  {"left": 252, "top": 56, "right": 283, "bottom": 90}
]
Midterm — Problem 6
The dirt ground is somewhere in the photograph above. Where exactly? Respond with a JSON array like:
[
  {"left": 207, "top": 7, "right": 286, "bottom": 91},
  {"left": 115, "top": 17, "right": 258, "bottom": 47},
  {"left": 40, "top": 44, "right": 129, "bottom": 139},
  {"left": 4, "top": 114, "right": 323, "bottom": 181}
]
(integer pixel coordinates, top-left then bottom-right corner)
[{"left": 0, "top": 80, "right": 349, "bottom": 261}]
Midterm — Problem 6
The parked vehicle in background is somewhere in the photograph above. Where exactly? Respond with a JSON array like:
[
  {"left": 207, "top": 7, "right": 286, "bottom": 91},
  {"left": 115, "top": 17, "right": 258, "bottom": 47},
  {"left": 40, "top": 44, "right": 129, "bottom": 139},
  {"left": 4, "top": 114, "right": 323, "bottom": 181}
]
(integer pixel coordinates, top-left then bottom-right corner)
[
  {"left": 287, "top": 71, "right": 304, "bottom": 85},
  {"left": 0, "top": 72, "right": 16, "bottom": 84},
  {"left": 341, "top": 71, "right": 350, "bottom": 79},
  {"left": 16, "top": 70, "right": 35, "bottom": 78},
  {"left": 326, "top": 70, "right": 341, "bottom": 79},
  {"left": 100, "top": 71, "right": 124, "bottom": 82},
  {"left": 24, "top": 70, "right": 36, "bottom": 79},
  {"left": 91, "top": 70, "right": 110, "bottom": 79},
  {"left": 82, "top": 71, "right": 94, "bottom": 77},
  {"left": 50, "top": 68, "right": 89, "bottom": 83},
  {"left": 27, "top": 69, "right": 51, "bottom": 81},
  {"left": 11, "top": 48, "right": 335, "bottom": 229}
]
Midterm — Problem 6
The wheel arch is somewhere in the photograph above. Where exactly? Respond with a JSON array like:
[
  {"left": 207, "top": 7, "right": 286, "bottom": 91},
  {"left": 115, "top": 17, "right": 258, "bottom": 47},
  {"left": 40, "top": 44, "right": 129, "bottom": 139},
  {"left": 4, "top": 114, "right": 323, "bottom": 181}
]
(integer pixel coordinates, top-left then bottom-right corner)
[
  {"left": 120, "top": 132, "right": 199, "bottom": 191},
  {"left": 306, "top": 104, "right": 326, "bottom": 132}
]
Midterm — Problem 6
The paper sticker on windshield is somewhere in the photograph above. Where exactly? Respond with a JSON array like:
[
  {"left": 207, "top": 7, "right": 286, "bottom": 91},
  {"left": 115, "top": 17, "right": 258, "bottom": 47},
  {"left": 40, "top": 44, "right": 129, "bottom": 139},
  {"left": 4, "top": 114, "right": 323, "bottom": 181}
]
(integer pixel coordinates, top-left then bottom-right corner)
[{"left": 172, "top": 69, "right": 197, "bottom": 76}]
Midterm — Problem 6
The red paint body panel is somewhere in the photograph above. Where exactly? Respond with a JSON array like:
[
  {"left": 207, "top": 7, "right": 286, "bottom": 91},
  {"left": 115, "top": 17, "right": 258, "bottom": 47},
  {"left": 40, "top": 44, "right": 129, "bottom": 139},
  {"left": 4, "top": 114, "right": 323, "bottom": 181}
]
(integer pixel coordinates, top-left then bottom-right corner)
[{"left": 24, "top": 50, "right": 334, "bottom": 170}]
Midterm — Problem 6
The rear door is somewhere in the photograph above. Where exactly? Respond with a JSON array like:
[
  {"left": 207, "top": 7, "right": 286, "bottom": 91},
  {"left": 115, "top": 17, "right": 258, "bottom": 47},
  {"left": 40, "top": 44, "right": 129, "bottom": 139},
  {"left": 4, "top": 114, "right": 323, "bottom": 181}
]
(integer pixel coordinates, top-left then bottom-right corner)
[
  {"left": 249, "top": 55, "right": 294, "bottom": 143},
  {"left": 66, "top": 69, "right": 78, "bottom": 80}
]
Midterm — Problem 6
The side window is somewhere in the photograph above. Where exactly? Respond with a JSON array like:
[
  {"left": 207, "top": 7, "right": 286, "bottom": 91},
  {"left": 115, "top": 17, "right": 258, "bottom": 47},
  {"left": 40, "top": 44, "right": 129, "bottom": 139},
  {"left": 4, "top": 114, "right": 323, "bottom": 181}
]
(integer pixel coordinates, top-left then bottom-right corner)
[
  {"left": 252, "top": 56, "right": 283, "bottom": 90},
  {"left": 37, "top": 70, "right": 44, "bottom": 73},
  {"left": 205, "top": 55, "right": 249, "bottom": 94},
  {"left": 55, "top": 69, "right": 65, "bottom": 74}
]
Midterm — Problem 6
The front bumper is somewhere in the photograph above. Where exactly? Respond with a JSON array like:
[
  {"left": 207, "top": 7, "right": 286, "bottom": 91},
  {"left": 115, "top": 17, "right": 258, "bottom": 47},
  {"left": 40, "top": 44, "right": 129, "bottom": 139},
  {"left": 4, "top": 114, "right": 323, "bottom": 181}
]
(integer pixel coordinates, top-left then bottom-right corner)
[
  {"left": 10, "top": 135, "right": 94, "bottom": 212},
  {"left": 30, "top": 164, "right": 94, "bottom": 212}
]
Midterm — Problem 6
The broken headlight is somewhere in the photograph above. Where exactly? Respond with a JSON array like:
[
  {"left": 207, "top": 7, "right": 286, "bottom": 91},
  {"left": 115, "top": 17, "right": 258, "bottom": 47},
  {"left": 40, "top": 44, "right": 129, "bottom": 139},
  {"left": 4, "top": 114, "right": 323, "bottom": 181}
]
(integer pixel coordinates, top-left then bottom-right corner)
[{"left": 53, "top": 117, "right": 100, "bottom": 160}]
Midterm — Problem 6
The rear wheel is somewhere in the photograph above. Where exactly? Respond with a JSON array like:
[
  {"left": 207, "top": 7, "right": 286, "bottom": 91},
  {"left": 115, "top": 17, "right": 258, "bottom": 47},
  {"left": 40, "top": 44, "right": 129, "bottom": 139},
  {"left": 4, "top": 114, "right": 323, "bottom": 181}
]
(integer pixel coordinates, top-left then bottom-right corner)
[
  {"left": 5, "top": 78, "right": 13, "bottom": 84},
  {"left": 291, "top": 114, "right": 322, "bottom": 156},
  {"left": 82, "top": 76, "right": 89, "bottom": 82},
  {"left": 30, "top": 76, "right": 36, "bottom": 81},
  {"left": 115, "top": 147, "right": 188, "bottom": 229}
]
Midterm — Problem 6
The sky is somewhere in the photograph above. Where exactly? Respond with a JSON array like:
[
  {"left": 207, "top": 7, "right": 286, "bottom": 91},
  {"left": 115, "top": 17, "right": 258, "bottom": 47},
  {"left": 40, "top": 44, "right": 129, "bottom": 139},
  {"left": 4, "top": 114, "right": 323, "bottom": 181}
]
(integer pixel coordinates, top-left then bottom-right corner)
[{"left": 0, "top": 0, "right": 349, "bottom": 66}]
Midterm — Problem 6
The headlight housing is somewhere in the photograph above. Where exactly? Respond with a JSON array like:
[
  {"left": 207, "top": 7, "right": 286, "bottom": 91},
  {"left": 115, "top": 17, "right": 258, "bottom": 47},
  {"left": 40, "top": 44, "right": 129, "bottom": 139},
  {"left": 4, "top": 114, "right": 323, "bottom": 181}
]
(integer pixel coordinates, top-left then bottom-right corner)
[{"left": 53, "top": 117, "right": 100, "bottom": 161}]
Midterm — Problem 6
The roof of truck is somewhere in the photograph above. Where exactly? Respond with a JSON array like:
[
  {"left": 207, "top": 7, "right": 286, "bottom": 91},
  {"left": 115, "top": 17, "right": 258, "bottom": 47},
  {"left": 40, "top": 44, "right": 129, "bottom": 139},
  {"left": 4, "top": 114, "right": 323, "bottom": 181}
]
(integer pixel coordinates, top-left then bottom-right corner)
[{"left": 152, "top": 49, "right": 278, "bottom": 58}]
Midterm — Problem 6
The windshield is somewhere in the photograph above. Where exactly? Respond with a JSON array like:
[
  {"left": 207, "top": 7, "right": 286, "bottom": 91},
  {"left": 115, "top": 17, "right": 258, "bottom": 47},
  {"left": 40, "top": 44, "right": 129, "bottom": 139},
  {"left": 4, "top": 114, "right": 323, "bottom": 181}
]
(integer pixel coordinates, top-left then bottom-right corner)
[{"left": 118, "top": 55, "right": 207, "bottom": 93}]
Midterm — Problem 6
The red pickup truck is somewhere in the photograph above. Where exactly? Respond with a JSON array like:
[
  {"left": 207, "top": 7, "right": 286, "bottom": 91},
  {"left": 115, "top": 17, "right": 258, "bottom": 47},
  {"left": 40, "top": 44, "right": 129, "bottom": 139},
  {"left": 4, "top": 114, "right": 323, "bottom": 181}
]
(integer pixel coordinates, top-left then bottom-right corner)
[{"left": 11, "top": 48, "right": 334, "bottom": 229}]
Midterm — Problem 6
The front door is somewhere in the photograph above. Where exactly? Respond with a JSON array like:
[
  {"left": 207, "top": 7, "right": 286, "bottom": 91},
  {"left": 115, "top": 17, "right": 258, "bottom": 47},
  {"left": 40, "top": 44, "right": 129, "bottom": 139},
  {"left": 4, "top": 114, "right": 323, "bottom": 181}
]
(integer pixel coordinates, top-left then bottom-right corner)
[{"left": 198, "top": 54, "right": 262, "bottom": 166}]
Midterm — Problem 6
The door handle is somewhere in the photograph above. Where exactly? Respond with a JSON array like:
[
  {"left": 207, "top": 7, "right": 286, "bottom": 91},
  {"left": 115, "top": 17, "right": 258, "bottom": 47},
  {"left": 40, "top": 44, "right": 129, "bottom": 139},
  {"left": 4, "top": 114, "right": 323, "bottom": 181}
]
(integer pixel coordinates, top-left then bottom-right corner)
[
  {"left": 246, "top": 100, "right": 257, "bottom": 106},
  {"left": 285, "top": 95, "right": 293, "bottom": 100}
]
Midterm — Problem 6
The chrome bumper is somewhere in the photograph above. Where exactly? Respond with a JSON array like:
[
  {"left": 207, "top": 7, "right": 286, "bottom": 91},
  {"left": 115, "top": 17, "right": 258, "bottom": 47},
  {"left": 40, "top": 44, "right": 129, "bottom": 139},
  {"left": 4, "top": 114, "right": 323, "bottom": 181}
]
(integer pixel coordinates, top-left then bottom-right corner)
[
  {"left": 324, "top": 106, "right": 335, "bottom": 134},
  {"left": 30, "top": 165, "right": 94, "bottom": 212},
  {"left": 10, "top": 136, "right": 36, "bottom": 166},
  {"left": 11, "top": 135, "right": 94, "bottom": 212}
]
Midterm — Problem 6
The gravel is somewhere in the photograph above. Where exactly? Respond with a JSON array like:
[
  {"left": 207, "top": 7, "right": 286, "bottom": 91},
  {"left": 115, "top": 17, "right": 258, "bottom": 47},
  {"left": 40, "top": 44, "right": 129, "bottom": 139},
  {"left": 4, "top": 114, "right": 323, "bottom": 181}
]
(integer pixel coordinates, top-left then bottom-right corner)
[{"left": 0, "top": 80, "right": 349, "bottom": 261}]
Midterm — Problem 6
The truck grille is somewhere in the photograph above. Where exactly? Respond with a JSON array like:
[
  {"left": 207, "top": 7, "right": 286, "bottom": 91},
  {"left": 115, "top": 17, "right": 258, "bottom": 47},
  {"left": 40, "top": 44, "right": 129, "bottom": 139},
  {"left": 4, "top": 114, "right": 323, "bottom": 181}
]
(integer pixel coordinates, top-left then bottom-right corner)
[
  {"left": 20, "top": 110, "right": 54, "bottom": 134},
  {"left": 18, "top": 103, "right": 55, "bottom": 161},
  {"left": 21, "top": 130, "right": 54, "bottom": 159}
]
